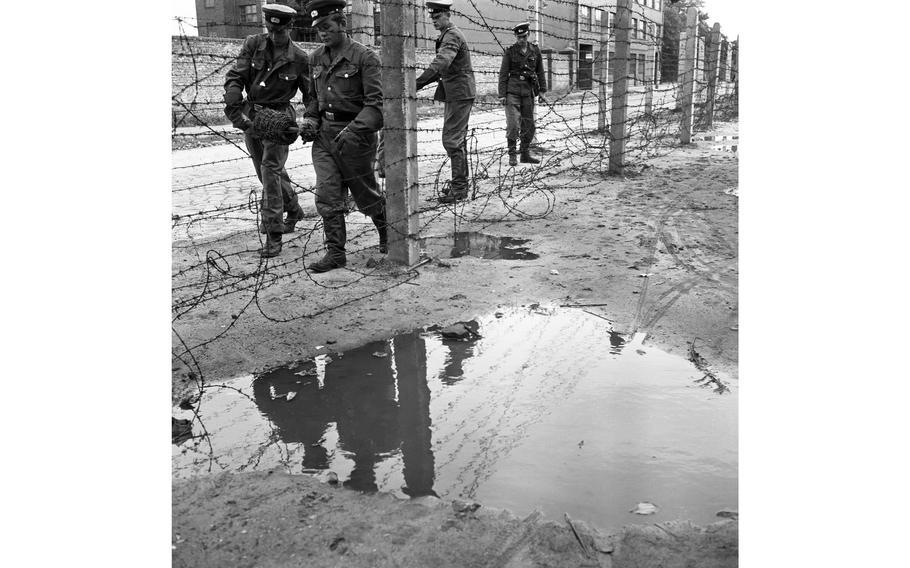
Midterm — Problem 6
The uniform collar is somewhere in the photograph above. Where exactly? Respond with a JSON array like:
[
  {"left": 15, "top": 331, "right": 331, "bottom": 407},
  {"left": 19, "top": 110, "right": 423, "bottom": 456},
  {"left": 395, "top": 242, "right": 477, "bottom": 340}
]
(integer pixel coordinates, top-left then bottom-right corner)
[
  {"left": 258, "top": 34, "right": 297, "bottom": 61},
  {"left": 321, "top": 36, "right": 355, "bottom": 65}
]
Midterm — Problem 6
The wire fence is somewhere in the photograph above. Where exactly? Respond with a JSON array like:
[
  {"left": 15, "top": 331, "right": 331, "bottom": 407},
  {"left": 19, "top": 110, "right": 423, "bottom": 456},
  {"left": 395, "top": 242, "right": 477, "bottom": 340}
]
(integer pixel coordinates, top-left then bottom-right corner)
[{"left": 171, "top": 1, "right": 738, "bottom": 455}]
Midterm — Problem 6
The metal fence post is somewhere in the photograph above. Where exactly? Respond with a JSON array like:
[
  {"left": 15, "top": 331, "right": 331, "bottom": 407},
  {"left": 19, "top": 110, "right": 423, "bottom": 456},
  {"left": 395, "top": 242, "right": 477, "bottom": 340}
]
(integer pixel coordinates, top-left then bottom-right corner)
[
  {"left": 609, "top": 0, "right": 631, "bottom": 174},
  {"left": 679, "top": 6, "right": 698, "bottom": 144},
  {"left": 382, "top": 0, "right": 420, "bottom": 265}
]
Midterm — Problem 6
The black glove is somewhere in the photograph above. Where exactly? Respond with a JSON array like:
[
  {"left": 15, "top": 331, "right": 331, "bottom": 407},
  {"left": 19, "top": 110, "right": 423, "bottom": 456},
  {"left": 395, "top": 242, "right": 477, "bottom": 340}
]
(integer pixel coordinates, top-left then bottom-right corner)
[
  {"left": 239, "top": 117, "right": 259, "bottom": 138},
  {"left": 299, "top": 122, "right": 319, "bottom": 143},
  {"left": 332, "top": 128, "right": 362, "bottom": 154}
]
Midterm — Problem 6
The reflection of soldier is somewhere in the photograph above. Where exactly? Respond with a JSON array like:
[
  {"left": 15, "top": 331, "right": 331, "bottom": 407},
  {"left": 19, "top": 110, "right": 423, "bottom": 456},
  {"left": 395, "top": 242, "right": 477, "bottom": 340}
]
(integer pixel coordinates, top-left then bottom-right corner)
[
  {"left": 416, "top": 0, "right": 476, "bottom": 203},
  {"left": 302, "top": 0, "right": 387, "bottom": 273},
  {"left": 333, "top": 341, "right": 399, "bottom": 492},
  {"left": 252, "top": 367, "right": 332, "bottom": 470},
  {"left": 439, "top": 338, "right": 476, "bottom": 384},
  {"left": 252, "top": 336, "right": 437, "bottom": 497},
  {"left": 498, "top": 22, "right": 546, "bottom": 166}
]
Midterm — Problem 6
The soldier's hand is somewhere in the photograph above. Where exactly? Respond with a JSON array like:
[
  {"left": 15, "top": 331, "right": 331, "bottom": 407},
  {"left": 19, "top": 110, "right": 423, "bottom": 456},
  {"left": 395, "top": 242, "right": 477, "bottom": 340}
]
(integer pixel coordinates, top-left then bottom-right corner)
[
  {"left": 240, "top": 118, "right": 260, "bottom": 139},
  {"left": 299, "top": 122, "right": 319, "bottom": 143},
  {"left": 279, "top": 126, "right": 299, "bottom": 145},
  {"left": 332, "top": 128, "right": 361, "bottom": 154},
  {"left": 498, "top": 96, "right": 506, "bottom": 106}
]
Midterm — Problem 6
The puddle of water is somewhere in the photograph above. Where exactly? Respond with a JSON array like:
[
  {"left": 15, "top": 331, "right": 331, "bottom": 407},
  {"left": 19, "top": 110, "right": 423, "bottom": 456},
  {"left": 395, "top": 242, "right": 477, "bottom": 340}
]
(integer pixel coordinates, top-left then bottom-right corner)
[
  {"left": 418, "top": 232, "right": 539, "bottom": 260},
  {"left": 173, "top": 306, "right": 737, "bottom": 531}
]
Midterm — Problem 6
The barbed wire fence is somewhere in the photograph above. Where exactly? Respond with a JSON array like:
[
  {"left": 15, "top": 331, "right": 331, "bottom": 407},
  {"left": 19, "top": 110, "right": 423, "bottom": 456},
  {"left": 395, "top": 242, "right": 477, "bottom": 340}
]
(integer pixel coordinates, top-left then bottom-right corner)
[{"left": 172, "top": 1, "right": 738, "bottom": 455}]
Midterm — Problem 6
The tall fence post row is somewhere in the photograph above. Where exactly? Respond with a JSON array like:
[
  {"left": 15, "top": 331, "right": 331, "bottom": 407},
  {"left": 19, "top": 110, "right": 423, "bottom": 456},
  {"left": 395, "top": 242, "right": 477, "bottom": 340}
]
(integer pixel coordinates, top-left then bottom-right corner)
[
  {"left": 381, "top": 0, "right": 420, "bottom": 266},
  {"left": 609, "top": 0, "right": 632, "bottom": 175},
  {"left": 678, "top": 6, "right": 698, "bottom": 144}
]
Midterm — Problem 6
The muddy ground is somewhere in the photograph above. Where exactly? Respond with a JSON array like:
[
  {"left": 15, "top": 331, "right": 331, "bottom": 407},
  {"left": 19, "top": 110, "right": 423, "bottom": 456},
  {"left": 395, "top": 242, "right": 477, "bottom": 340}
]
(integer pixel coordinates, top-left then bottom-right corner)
[{"left": 172, "top": 120, "right": 739, "bottom": 566}]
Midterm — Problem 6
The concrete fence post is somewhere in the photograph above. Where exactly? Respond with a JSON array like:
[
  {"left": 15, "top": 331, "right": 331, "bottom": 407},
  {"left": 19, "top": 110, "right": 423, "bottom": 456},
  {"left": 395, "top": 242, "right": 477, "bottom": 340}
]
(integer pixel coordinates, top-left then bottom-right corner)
[
  {"left": 382, "top": 0, "right": 420, "bottom": 265},
  {"left": 679, "top": 6, "right": 698, "bottom": 144},
  {"left": 609, "top": 0, "right": 631, "bottom": 174},
  {"left": 350, "top": 0, "right": 373, "bottom": 45},
  {"left": 598, "top": 9, "right": 610, "bottom": 132},
  {"left": 704, "top": 22, "right": 721, "bottom": 129}
]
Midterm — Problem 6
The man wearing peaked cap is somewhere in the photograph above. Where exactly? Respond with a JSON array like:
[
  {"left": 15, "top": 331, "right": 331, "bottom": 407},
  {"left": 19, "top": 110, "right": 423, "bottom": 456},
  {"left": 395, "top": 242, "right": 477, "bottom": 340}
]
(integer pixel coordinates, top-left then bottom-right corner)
[
  {"left": 224, "top": 3, "right": 310, "bottom": 258},
  {"left": 416, "top": 0, "right": 476, "bottom": 203},
  {"left": 262, "top": 3, "right": 296, "bottom": 25},
  {"left": 498, "top": 20, "right": 547, "bottom": 166},
  {"left": 425, "top": 0, "right": 453, "bottom": 12},
  {"left": 307, "top": 0, "right": 346, "bottom": 27},
  {"left": 299, "top": 0, "right": 388, "bottom": 273}
]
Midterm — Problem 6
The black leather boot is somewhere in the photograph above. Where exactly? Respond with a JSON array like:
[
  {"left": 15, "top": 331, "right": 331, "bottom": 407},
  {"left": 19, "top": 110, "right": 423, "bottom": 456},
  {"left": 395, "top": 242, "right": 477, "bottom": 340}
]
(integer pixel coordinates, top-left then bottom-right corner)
[
  {"left": 259, "top": 232, "right": 282, "bottom": 258},
  {"left": 507, "top": 140, "right": 518, "bottom": 166},
  {"left": 438, "top": 191, "right": 468, "bottom": 203},
  {"left": 520, "top": 147, "right": 540, "bottom": 164},
  {"left": 282, "top": 208, "right": 305, "bottom": 234},
  {"left": 372, "top": 209, "right": 388, "bottom": 254},
  {"left": 308, "top": 216, "right": 347, "bottom": 273}
]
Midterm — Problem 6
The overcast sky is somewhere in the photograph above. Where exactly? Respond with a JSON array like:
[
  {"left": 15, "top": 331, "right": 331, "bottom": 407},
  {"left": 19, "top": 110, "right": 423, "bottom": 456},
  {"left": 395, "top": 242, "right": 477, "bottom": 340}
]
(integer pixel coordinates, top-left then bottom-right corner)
[{"left": 171, "top": 0, "right": 742, "bottom": 37}]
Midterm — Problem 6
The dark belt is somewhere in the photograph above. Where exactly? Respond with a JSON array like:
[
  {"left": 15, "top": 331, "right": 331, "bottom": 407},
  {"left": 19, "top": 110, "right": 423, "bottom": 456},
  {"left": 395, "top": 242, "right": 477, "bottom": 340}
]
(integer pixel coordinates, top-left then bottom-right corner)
[
  {"left": 251, "top": 102, "right": 289, "bottom": 112},
  {"left": 321, "top": 110, "right": 359, "bottom": 122}
]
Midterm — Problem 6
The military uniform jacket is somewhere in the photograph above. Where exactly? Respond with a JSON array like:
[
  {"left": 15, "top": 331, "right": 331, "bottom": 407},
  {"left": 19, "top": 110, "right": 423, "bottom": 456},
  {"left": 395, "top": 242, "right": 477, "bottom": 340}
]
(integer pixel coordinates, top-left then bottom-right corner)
[
  {"left": 417, "top": 24, "right": 476, "bottom": 102},
  {"left": 498, "top": 42, "right": 547, "bottom": 98},
  {"left": 224, "top": 34, "right": 310, "bottom": 129},
  {"left": 303, "top": 38, "right": 383, "bottom": 135}
]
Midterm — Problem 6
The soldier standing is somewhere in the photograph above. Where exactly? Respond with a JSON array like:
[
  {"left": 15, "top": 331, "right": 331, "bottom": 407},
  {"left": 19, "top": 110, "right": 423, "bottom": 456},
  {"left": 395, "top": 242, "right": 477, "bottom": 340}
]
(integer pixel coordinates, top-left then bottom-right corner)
[
  {"left": 416, "top": 0, "right": 476, "bottom": 203},
  {"left": 300, "top": 0, "right": 387, "bottom": 273},
  {"left": 224, "top": 3, "right": 310, "bottom": 258},
  {"left": 498, "top": 22, "right": 547, "bottom": 166}
]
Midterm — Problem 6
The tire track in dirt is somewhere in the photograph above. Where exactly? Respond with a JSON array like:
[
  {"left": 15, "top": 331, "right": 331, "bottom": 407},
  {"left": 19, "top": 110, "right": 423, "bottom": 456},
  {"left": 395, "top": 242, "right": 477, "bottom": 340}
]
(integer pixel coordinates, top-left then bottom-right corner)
[{"left": 626, "top": 164, "right": 736, "bottom": 336}]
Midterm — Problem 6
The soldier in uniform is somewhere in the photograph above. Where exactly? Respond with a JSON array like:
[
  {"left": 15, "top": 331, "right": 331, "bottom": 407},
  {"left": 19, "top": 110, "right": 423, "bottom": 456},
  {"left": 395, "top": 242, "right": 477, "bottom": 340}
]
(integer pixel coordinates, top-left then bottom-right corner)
[
  {"left": 498, "top": 22, "right": 547, "bottom": 166},
  {"left": 300, "top": 0, "right": 387, "bottom": 273},
  {"left": 224, "top": 3, "right": 310, "bottom": 258},
  {"left": 416, "top": 0, "right": 476, "bottom": 203}
]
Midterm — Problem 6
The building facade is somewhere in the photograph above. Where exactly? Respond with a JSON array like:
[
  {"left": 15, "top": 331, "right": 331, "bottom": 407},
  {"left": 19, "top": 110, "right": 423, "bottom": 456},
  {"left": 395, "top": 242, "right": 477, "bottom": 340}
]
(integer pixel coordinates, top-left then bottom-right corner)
[
  {"left": 576, "top": 0, "right": 663, "bottom": 89},
  {"left": 192, "top": 1, "right": 663, "bottom": 91}
]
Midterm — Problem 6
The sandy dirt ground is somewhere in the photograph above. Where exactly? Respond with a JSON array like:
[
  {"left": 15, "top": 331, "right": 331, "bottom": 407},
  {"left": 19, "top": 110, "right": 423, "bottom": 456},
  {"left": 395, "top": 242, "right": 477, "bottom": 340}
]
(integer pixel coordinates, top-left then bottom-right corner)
[{"left": 172, "top": 119, "right": 739, "bottom": 566}]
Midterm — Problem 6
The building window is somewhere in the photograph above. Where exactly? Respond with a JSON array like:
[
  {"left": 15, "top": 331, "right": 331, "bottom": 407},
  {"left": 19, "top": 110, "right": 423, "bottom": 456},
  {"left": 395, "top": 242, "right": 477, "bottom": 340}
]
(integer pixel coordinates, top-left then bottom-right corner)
[
  {"left": 580, "top": 6, "right": 592, "bottom": 32},
  {"left": 241, "top": 4, "right": 258, "bottom": 24},
  {"left": 594, "top": 9, "right": 602, "bottom": 32},
  {"left": 608, "top": 12, "right": 615, "bottom": 31},
  {"left": 204, "top": 0, "right": 215, "bottom": 8},
  {"left": 631, "top": 18, "right": 638, "bottom": 39},
  {"left": 638, "top": 53, "right": 646, "bottom": 81}
]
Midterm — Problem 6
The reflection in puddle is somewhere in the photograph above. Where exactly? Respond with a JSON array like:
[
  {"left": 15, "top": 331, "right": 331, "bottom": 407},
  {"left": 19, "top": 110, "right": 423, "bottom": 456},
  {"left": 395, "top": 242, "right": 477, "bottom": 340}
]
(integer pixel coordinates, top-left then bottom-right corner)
[
  {"left": 419, "top": 232, "right": 539, "bottom": 260},
  {"left": 173, "top": 307, "right": 737, "bottom": 531}
]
